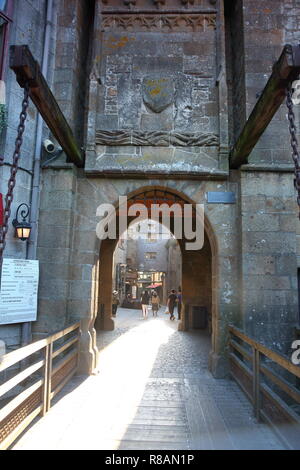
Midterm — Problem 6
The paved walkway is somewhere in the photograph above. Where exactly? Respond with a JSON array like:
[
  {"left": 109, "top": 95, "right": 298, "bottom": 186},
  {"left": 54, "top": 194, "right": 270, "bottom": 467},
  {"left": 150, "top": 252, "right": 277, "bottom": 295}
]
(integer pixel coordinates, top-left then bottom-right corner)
[{"left": 13, "top": 308, "right": 284, "bottom": 450}]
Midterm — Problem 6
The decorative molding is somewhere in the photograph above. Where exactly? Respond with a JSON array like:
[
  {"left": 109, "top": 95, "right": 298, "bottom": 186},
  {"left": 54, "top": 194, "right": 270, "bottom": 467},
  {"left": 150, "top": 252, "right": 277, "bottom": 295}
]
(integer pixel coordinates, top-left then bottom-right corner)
[
  {"left": 96, "top": 130, "right": 219, "bottom": 146},
  {"left": 123, "top": 0, "right": 136, "bottom": 7},
  {"left": 101, "top": 14, "right": 216, "bottom": 31}
]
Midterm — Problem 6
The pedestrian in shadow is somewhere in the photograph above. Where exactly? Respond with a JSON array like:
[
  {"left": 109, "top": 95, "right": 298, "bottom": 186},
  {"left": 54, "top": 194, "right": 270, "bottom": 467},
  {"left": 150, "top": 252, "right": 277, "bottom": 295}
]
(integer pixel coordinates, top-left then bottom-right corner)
[
  {"left": 167, "top": 289, "right": 177, "bottom": 321},
  {"left": 141, "top": 290, "right": 150, "bottom": 319},
  {"left": 112, "top": 290, "right": 119, "bottom": 317}
]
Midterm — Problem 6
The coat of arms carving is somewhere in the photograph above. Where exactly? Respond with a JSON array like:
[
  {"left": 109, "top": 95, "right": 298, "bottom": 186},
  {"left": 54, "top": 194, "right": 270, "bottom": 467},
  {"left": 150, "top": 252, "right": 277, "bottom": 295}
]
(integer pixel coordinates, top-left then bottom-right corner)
[{"left": 142, "top": 76, "right": 175, "bottom": 113}]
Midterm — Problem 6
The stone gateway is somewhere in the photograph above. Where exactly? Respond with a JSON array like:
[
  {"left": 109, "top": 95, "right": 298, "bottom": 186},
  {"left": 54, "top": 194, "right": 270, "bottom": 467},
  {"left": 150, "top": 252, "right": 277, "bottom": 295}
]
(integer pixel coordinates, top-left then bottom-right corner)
[
  {"left": 1, "top": 0, "right": 300, "bottom": 452},
  {"left": 0, "top": 0, "right": 299, "bottom": 382}
]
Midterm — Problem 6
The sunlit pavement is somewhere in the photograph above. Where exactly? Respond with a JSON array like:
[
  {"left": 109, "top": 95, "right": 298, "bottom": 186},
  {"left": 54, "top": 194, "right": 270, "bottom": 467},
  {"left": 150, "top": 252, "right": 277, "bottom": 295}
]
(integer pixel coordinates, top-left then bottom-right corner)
[{"left": 13, "top": 308, "right": 284, "bottom": 450}]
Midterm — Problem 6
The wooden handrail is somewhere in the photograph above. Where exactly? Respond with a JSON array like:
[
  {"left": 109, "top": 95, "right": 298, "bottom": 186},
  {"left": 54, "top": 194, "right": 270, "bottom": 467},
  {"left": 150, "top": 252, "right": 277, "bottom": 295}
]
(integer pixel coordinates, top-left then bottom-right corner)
[
  {"left": 52, "top": 336, "right": 79, "bottom": 360},
  {"left": 229, "top": 338, "right": 252, "bottom": 362},
  {"left": 0, "top": 322, "right": 81, "bottom": 450},
  {"left": 229, "top": 325, "right": 300, "bottom": 379},
  {"left": 0, "top": 358, "right": 45, "bottom": 399},
  {"left": 260, "top": 363, "right": 300, "bottom": 404},
  {"left": 0, "top": 379, "right": 44, "bottom": 423},
  {"left": 0, "top": 322, "right": 80, "bottom": 372},
  {"left": 229, "top": 324, "right": 300, "bottom": 450}
]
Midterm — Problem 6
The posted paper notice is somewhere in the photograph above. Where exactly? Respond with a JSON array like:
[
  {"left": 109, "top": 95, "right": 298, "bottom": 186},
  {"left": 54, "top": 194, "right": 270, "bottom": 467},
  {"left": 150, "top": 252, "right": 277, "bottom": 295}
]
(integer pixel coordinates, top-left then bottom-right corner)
[{"left": 0, "top": 258, "right": 39, "bottom": 325}]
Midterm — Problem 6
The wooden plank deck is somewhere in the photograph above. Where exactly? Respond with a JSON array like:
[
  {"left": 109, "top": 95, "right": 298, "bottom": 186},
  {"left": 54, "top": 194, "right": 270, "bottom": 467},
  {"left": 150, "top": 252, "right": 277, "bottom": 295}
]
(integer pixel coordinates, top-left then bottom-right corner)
[{"left": 12, "top": 309, "right": 285, "bottom": 450}]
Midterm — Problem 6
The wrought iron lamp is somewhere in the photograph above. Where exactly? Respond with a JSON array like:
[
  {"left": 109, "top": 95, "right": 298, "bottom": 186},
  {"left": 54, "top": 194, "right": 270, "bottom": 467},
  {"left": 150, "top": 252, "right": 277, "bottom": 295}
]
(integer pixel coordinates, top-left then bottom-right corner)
[{"left": 12, "top": 203, "right": 32, "bottom": 241}]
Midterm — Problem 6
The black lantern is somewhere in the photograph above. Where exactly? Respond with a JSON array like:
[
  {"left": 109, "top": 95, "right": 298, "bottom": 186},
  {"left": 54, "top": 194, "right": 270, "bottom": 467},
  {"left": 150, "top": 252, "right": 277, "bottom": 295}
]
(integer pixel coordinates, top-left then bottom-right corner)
[{"left": 12, "top": 203, "right": 32, "bottom": 241}]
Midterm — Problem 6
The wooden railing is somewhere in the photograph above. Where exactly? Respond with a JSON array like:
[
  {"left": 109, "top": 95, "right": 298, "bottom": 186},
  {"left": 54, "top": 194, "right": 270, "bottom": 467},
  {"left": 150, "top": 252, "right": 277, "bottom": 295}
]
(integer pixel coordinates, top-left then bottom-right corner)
[
  {"left": 229, "top": 325, "right": 300, "bottom": 450},
  {"left": 0, "top": 322, "right": 80, "bottom": 450}
]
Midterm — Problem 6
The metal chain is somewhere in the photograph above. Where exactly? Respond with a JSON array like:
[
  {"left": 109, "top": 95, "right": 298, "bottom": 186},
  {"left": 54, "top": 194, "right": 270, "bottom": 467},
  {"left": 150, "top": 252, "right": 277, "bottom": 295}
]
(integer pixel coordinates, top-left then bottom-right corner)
[
  {"left": 0, "top": 84, "right": 30, "bottom": 262},
  {"left": 286, "top": 82, "right": 300, "bottom": 219}
]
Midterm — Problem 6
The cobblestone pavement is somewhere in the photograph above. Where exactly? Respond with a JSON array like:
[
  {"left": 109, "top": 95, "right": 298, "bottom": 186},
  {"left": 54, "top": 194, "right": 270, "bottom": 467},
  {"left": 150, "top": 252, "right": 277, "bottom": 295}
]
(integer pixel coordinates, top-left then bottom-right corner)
[{"left": 13, "top": 308, "right": 285, "bottom": 450}]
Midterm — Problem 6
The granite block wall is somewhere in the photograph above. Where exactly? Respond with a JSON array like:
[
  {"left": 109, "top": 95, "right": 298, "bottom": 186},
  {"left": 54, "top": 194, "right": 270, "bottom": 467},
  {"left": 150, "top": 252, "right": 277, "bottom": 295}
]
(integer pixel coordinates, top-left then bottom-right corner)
[{"left": 0, "top": 0, "right": 58, "bottom": 350}]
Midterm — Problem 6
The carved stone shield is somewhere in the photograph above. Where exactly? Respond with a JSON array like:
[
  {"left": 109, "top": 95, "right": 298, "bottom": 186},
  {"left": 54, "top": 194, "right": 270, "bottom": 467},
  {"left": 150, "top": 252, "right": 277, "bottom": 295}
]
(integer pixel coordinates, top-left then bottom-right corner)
[{"left": 142, "top": 76, "right": 175, "bottom": 113}]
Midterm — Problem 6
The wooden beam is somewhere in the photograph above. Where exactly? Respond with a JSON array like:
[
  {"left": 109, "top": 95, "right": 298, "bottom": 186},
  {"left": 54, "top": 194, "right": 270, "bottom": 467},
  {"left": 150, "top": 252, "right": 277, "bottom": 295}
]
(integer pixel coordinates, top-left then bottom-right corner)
[
  {"left": 230, "top": 44, "right": 300, "bottom": 169},
  {"left": 9, "top": 45, "right": 84, "bottom": 168}
]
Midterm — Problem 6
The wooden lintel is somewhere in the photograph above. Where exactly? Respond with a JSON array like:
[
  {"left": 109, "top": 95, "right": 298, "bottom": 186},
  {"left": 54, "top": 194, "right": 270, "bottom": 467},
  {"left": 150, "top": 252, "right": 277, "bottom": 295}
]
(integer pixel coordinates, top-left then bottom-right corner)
[
  {"left": 9, "top": 45, "right": 84, "bottom": 168},
  {"left": 230, "top": 44, "right": 300, "bottom": 169}
]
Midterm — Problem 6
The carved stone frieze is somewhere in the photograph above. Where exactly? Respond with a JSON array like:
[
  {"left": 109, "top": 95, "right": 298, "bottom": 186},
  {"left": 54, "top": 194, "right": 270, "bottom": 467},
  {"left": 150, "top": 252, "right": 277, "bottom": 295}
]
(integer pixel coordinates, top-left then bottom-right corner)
[
  {"left": 101, "top": 14, "right": 216, "bottom": 32},
  {"left": 181, "top": 0, "right": 195, "bottom": 5},
  {"left": 95, "top": 130, "right": 219, "bottom": 146}
]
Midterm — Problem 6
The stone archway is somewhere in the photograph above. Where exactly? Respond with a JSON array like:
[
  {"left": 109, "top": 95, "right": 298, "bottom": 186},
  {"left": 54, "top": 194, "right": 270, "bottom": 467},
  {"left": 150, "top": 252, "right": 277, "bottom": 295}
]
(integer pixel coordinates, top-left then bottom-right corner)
[
  {"left": 37, "top": 171, "right": 239, "bottom": 378},
  {"left": 94, "top": 186, "right": 219, "bottom": 370}
]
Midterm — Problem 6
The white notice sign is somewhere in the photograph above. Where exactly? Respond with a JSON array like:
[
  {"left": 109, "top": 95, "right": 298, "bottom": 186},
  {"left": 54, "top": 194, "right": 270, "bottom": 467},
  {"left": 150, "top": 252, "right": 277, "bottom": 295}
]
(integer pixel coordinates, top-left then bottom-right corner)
[{"left": 0, "top": 259, "right": 39, "bottom": 325}]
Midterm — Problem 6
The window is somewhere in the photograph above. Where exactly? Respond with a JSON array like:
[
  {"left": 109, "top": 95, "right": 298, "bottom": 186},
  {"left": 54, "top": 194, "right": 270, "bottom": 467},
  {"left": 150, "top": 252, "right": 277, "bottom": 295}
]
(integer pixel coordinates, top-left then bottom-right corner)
[
  {"left": 0, "top": 0, "right": 13, "bottom": 80},
  {"left": 145, "top": 252, "right": 157, "bottom": 260},
  {"left": 147, "top": 232, "right": 157, "bottom": 243}
]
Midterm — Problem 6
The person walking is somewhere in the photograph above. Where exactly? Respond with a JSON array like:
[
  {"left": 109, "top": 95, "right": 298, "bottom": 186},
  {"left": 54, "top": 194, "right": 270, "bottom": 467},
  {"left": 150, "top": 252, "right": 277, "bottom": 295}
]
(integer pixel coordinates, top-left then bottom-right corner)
[
  {"left": 141, "top": 290, "right": 150, "bottom": 319},
  {"left": 167, "top": 289, "right": 177, "bottom": 321},
  {"left": 112, "top": 290, "right": 119, "bottom": 317},
  {"left": 151, "top": 291, "right": 160, "bottom": 317}
]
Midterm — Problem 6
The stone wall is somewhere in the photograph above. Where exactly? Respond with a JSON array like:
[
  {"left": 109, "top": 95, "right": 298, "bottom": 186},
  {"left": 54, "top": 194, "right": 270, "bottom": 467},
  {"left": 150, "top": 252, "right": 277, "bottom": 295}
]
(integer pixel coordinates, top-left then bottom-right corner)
[
  {"left": 0, "top": 0, "right": 57, "bottom": 350},
  {"left": 35, "top": 167, "right": 78, "bottom": 336},
  {"left": 0, "top": 0, "right": 95, "bottom": 352},
  {"left": 2, "top": 0, "right": 300, "bottom": 378},
  {"left": 224, "top": 0, "right": 246, "bottom": 145},
  {"left": 165, "top": 238, "right": 182, "bottom": 300},
  {"left": 240, "top": 171, "right": 298, "bottom": 352},
  {"left": 182, "top": 233, "right": 212, "bottom": 329},
  {"left": 85, "top": 0, "right": 223, "bottom": 176},
  {"left": 54, "top": 0, "right": 94, "bottom": 150},
  {"left": 234, "top": 1, "right": 300, "bottom": 353},
  {"left": 112, "top": 237, "right": 127, "bottom": 302},
  {"left": 242, "top": 0, "right": 300, "bottom": 167}
]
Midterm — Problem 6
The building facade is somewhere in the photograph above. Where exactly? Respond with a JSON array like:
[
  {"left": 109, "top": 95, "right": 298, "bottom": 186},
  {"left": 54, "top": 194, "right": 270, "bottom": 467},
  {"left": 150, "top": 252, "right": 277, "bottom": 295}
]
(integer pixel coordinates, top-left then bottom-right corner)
[
  {"left": 114, "top": 219, "right": 181, "bottom": 303},
  {"left": 0, "top": 0, "right": 299, "bottom": 377}
]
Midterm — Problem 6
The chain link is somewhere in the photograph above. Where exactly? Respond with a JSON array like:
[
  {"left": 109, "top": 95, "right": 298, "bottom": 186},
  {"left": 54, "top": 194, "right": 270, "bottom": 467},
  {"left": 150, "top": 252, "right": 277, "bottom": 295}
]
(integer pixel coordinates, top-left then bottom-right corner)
[
  {"left": 0, "top": 84, "right": 30, "bottom": 262},
  {"left": 286, "top": 82, "right": 300, "bottom": 219}
]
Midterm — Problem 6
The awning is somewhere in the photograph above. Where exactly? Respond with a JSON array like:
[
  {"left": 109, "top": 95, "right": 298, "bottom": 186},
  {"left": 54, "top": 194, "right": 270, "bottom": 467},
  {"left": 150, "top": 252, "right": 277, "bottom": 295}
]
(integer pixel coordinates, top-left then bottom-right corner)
[{"left": 147, "top": 283, "right": 162, "bottom": 288}]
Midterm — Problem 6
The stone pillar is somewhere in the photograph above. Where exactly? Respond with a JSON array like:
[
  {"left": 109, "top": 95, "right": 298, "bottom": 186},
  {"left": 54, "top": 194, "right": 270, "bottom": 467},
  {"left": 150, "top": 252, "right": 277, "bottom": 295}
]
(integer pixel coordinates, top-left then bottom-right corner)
[
  {"left": 78, "top": 317, "right": 99, "bottom": 376},
  {"left": 179, "top": 235, "right": 212, "bottom": 332},
  {"left": 205, "top": 196, "right": 240, "bottom": 378},
  {"left": 37, "top": 169, "right": 100, "bottom": 375},
  {"left": 180, "top": 255, "right": 190, "bottom": 332},
  {"left": 35, "top": 167, "right": 78, "bottom": 337},
  {"left": 95, "top": 239, "right": 115, "bottom": 331}
]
